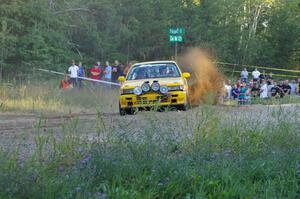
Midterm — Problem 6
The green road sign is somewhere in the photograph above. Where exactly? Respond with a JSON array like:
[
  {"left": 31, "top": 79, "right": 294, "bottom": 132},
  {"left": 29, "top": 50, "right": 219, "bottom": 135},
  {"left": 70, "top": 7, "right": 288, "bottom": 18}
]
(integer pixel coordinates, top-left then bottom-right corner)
[
  {"left": 169, "top": 27, "right": 185, "bottom": 35},
  {"left": 169, "top": 35, "right": 183, "bottom": 42}
]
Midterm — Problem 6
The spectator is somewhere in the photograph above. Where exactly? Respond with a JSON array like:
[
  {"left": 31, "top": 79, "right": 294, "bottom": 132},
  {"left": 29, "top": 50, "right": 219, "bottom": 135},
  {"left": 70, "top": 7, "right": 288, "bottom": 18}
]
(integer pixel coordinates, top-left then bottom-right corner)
[
  {"left": 277, "top": 81, "right": 285, "bottom": 98},
  {"left": 104, "top": 61, "right": 112, "bottom": 82},
  {"left": 260, "top": 80, "right": 268, "bottom": 99},
  {"left": 124, "top": 62, "right": 133, "bottom": 75},
  {"left": 259, "top": 70, "right": 266, "bottom": 83},
  {"left": 250, "top": 83, "right": 260, "bottom": 98},
  {"left": 68, "top": 60, "right": 79, "bottom": 88},
  {"left": 78, "top": 62, "right": 85, "bottom": 89},
  {"left": 96, "top": 61, "right": 104, "bottom": 79},
  {"left": 239, "top": 82, "right": 248, "bottom": 104},
  {"left": 112, "top": 60, "right": 121, "bottom": 82},
  {"left": 252, "top": 68, "right": 260, "bottom": 82},
  {"left": 240, "top": 68, "right": 249, "bottom": 82},
  {"left": 267, "top": 80, "right": 274, "bottom": 98},
  {"left": 60, "top": 74, "right": 71, "bottom": 90},
  {"left": 236, "top": 79, "right": 242, "bottom": 89},
  {"left": 282, "top": 80, "right": 291, "bottom": 96},
  {"left": 232, "top": 84, "right": 240, "bottom": 100},
  {"left": 289, "top": 80, "right": 297, "bottom": 95},
  {"left": 271, "top": 81, "right": 280, "bottom": 98},
  {"left": 224, "top": 80, "right": 232, "bottom": 100},
  {"left": 90, "top": 64, "right": 101, "bottom": 88},
  {"left": 120, "top": 63, "right": 125, "bottom": 76}
]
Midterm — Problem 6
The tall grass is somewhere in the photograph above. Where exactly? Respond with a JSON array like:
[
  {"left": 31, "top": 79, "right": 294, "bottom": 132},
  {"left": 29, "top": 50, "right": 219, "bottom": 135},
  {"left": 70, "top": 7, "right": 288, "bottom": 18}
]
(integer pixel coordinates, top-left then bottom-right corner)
[
  {"left": 0, "top": 76, "right": 118, "bottom": 114},
  {"left": 0, "top": 105, "right": 299, "bottom": 198}
]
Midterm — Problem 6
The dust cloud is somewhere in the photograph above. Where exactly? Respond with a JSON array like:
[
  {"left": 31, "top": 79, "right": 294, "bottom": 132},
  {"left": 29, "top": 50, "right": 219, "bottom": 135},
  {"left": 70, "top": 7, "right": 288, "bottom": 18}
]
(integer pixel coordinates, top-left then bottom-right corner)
[{"left": 179, "top": 48, "right": 224, "bottom": 105}]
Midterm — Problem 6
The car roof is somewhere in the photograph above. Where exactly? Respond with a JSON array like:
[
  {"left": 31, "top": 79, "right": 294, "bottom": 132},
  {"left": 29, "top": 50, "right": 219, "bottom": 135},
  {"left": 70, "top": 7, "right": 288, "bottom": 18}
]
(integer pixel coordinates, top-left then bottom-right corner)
[{"left": 133, "top": 61, "right": 177, "bottom": 66}]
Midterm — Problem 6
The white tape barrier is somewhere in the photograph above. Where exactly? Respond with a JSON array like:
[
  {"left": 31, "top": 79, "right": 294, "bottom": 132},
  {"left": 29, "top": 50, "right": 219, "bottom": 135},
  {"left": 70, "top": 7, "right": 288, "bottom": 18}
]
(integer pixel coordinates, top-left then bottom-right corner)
[{"left": 38, "top": 68, "right": 121, "bottom": 86}]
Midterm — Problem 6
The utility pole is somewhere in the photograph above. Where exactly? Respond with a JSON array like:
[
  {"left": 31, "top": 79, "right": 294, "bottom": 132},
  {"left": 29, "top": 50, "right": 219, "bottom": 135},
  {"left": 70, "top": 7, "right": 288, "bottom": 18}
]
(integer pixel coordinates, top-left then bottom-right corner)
[{"left": 175, "top": 42, "right": 178, "bottom": 62}]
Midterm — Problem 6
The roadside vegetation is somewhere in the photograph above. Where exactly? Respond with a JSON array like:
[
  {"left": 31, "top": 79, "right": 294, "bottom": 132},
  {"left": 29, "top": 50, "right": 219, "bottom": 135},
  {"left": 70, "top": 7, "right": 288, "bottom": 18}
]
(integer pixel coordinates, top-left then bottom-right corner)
[
  {"left": 0, "top": 78, "right": 299, "bottom": 199},
  {"left": 0, "top": 74, "right": 118, "bottom": 114}
]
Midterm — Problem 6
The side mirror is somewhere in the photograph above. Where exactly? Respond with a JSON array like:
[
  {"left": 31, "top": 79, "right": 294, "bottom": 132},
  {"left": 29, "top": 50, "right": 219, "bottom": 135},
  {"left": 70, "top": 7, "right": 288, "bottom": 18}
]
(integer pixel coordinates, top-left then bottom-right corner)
[
  {"left": 118, "top": 76, "right": 125, "bottom": 82},
  {"left": 182, "top": 72, "right": 191, "bottom": 78}
]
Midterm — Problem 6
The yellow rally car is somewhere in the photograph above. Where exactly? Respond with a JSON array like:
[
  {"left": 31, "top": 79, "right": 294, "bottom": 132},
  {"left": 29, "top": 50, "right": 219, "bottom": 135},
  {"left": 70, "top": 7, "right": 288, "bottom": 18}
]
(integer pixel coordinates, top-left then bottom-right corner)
[{"left": 118, "top": 61, "right": 190, "bottom": 115}]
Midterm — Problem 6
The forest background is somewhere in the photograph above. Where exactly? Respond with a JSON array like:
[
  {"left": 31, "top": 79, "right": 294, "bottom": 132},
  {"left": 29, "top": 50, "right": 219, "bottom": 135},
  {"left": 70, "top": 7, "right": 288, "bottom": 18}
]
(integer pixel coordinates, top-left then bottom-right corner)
[{"left": 0, "top": 0, "right": 299, "bottom": 77}]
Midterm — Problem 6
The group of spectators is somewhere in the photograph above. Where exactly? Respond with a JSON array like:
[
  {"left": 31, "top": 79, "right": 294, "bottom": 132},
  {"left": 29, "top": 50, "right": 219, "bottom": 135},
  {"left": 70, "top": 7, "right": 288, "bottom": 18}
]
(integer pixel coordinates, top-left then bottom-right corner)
[
  {"left": 60, "top": 60, "right": 133, "bottom": 90},
  {"left": 224, "top": 68, "right": 300, "bottom": 104}
]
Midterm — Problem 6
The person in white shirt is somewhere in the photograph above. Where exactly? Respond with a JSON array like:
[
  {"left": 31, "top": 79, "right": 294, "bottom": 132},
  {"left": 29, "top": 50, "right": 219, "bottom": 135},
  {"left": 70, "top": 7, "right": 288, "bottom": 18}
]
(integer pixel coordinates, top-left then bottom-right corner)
[
  {"left": 240, "top": 68, "right": 249, "bottom": 82},
  {"left": 224, "top": 80, "right": 232, "bottom": 100},
  {"left": 252, "top": 68, "right": 261, "bottom": 82},
  {"left": 68, "top": 60, "right": 79, "bottom": 88},
  {"left": 289, "top": 80, "right": 297, "bottom": 95},
  {"left": 260, "top": 80, "right": 268, "bottom": 99}
]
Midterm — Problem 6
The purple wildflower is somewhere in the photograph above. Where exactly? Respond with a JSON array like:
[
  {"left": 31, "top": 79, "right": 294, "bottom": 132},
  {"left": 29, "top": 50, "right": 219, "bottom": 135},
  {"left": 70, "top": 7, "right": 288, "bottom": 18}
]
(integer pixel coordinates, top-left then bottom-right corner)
[{"left": 80, "top": 155, "right": 92, "bottom": 165}]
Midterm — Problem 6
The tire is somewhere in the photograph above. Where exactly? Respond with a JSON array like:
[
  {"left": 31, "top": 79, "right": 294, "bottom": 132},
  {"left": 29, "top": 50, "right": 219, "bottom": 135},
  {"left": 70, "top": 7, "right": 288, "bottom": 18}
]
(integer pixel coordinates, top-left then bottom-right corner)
[
  {"left": 178, "top": 102, "right": 189, "bottom": 111},
  {"left": 119, "top": 103, "right": 126, "bottom": 116},
  {"left": 119, "top": 103, "right": 135, "bottom": 116}
]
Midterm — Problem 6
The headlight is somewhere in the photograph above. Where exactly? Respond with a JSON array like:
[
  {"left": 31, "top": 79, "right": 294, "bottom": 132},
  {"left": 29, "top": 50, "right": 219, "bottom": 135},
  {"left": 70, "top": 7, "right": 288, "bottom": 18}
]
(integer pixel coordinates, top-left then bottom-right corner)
[
  {"left": 168, "top": 85, "right": 184, "bottom": 91},
  {"left": 160, "top": 85, "right": 169, "bottom": 94},
  {"left": 141, "top": 82, "right": 150, "bottom": 92},
  {"left": 151, "top": 82, "right": 160, "bottom": 91},
  {"left": 121, "top": 89, "right": 134, "bottom": 94},
  {"left": 133, "top": 86, "right": 143, "bottom": 95}
]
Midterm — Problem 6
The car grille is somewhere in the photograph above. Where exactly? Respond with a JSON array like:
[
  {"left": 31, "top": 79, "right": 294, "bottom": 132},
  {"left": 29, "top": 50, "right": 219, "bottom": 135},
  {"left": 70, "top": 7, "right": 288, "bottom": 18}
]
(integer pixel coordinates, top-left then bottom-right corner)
[{"left": 136, "top": 96, "right": 169, "bottom": 105}]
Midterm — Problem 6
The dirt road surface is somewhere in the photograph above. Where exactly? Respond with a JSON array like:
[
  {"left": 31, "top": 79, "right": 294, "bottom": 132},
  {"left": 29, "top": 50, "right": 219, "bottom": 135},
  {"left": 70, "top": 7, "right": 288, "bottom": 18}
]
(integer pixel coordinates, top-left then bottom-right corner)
[{"left": 1, "top": 104, "right": 299, "bottom": 155}]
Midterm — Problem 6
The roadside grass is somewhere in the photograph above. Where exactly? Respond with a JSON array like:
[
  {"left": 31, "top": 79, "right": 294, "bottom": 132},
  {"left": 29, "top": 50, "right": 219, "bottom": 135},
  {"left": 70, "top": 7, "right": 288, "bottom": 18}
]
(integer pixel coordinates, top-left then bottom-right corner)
[
  {"left": 0, "top": 105, "right": 299, "bottom": 198},
  {"left": 0, "top": 76, "right": 118, "bottom": 114}
]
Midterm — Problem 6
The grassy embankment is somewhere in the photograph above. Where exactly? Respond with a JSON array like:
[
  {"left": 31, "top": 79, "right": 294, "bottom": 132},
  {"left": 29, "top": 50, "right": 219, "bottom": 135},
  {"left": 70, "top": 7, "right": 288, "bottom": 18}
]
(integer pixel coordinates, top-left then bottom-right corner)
[
  {"left": 0, "top": 74, "right": 118, "bottom": 114},
  {"left": 0, "top": 76, "right": 299, "bottom": 198}
]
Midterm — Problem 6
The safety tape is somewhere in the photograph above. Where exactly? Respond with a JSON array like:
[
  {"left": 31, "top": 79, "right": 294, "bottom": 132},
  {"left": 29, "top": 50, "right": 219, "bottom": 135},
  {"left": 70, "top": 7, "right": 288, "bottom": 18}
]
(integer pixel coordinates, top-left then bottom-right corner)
[
  {"left": 216, "top": 61, "right": 300, "bottom": 73},
  {"left": 220, "top": 68, "right": 299, "bottom": 78},
  {"left": 37, "top": 69, "right": 121, "bottom": 86}
]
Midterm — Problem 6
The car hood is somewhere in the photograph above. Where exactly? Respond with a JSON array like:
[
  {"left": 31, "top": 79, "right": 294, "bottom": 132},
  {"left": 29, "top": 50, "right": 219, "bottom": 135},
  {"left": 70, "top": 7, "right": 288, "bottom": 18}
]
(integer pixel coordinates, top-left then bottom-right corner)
[{"left": 121, "top": 78, "right": 184, "bottom": 89}]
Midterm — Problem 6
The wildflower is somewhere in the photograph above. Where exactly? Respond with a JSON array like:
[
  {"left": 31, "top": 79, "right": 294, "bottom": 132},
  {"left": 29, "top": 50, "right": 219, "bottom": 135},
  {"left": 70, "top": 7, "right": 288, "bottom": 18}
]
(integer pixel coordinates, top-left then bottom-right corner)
[{"left": 80, "top": 155, "right": 92, "bottom": 165}]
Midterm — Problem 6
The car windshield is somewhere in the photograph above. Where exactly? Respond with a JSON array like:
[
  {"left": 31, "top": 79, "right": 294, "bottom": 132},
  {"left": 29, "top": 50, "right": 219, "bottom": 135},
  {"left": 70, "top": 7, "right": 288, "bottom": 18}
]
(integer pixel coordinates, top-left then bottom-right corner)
[{"left": 126, "top": 63, "right": 181, "bottom": 80}]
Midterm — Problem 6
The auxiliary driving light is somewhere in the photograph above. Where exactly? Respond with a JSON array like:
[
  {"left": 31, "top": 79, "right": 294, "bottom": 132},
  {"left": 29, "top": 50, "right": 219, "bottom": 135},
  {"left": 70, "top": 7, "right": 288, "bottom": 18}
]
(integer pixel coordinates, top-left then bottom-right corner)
[
  {"left": 151, "top": 82, "right": 160, "bottom": 92},
  {"left": 141, "top": 82, "right": 150, "bottom": 92},
  {"left": 160, "top": 85, "right": 168, "bottom": 94},
  {"left": 133, "top": 87, "right": 143, "bottom": 95}
]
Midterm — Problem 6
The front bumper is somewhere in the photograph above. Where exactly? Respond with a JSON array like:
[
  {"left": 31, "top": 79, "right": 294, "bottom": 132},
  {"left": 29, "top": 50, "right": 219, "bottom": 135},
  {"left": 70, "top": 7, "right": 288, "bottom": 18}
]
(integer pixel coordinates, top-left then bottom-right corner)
[{"left": 119, "top": 91, "right": 187, "bottom": 109}]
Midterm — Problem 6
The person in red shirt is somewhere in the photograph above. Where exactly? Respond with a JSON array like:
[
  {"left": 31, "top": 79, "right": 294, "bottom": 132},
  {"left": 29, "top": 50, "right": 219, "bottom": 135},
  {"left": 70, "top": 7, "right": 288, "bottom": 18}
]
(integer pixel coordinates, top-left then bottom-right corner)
[{"left": 90, "top": 64, "right": 102, "bottom": 88}]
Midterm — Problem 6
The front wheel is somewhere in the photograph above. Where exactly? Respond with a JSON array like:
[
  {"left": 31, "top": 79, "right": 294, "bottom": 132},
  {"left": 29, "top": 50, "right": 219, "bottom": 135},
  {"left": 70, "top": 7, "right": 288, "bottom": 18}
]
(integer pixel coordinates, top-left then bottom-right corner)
[
  {"left": 119, "top": 103, "right": 135, "bottom": 116},
  {"left": 177, "top": 100, "right": 190, "bottom": 111},
  {"left": 119, "top": 103, "right": 126, "bottom": 116}
]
